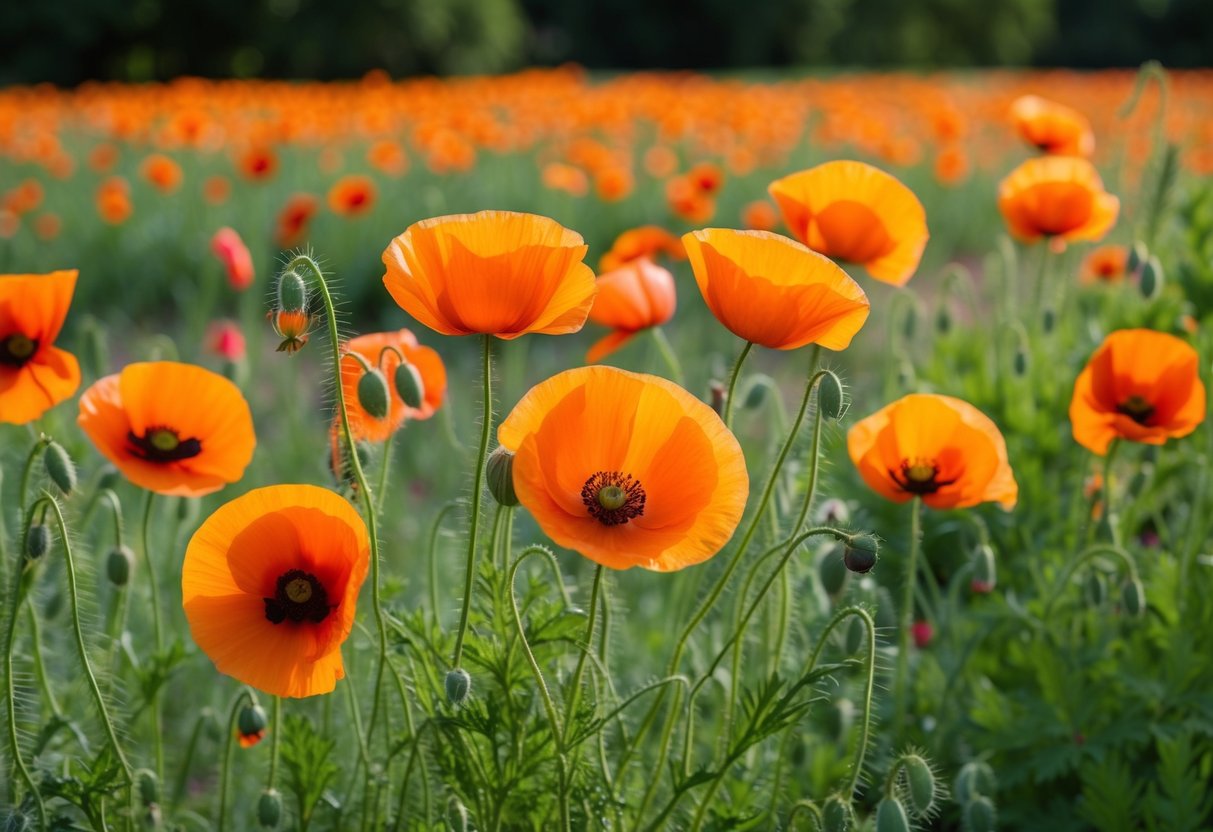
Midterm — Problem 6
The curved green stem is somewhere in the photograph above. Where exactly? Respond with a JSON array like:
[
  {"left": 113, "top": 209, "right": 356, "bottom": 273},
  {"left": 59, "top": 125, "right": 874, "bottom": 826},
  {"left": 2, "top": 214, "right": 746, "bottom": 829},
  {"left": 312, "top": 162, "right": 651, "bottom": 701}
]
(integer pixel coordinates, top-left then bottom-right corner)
[
  {"left": 721, "top": 341, "right": 753, "bottom": 429},
  {"left": 3, "top": 511, "right": 44, "bottom": 824},
  {"left": 17, "top": 436, "right": 50, "bottom": 518},
  {"left": 217, "top": 687, "right": 257, "bottom": 832},
  {"left": 787, "top": 801, "right": 824, "bottom": 831},
  {"left": 25, "top": 599, "right": 60, "bottom": 718},
  {"left": 650, "top": 326, "right": 685, "bottom": 386},
  {"left": 563, "top": 564, "right": 605, "bottom": 745},
  {"left": 427, "top": 502, "right": 458, "bottom": 629},
  {"left": 375, "top": 432, "right": 395, "bottom": 517},
  {"left": 894, "top": 497, "right": 922, "bottom": 737},
  {"left": 1043, "top": 543, "right": 1140, "bottom": 618}
]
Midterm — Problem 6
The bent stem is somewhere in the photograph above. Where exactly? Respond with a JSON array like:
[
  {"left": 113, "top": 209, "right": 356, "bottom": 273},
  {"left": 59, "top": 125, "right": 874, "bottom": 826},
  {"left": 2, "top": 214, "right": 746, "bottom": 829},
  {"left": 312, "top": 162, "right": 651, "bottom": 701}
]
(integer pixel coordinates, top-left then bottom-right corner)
[
  {"left": 894, "top": 497, "right": 923, "bottom": 738},
  {"left": 721, "top": 340, "right": 754, "bottom": 429},
  {"left": 217, "top": 686, "right": 257, "bottom": 832}
]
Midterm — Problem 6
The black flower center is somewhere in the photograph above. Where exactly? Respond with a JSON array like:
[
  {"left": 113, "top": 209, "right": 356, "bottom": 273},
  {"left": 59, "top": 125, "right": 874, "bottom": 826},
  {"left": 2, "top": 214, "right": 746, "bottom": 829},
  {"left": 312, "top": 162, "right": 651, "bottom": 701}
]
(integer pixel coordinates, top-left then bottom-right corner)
[
  {"left": 1117, "top": 395, "right": 1154, "bottom": 426},
  {"left": 582, "top": 471, "right": 646, "bottom": 526},
  {"left": 0, "top": 333, "right": 38, "bottom": 367},
  {"left": 127, "top": 427, "right": 203, "bottom": 463},
  {"left": 264, "top": 569, "right": 332, "bottom": 624},
  {"left": 889, "top": 458, "right": 957, "bottom": 496}
]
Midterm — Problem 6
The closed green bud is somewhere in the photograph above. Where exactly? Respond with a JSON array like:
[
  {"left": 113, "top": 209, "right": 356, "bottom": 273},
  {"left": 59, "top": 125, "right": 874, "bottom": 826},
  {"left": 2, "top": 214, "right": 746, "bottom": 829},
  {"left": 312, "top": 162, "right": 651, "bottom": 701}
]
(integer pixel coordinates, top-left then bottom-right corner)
[
  {"left": 276, "top": 268, "right": 308, "bottom": 313},
  {"left": 445, "top": 668, "right": 471, "bottom": 705},
  {"left": 97, "top": 464, "right": 121, "bottom": 492},
  {"left": 258, "top": 788, "right": 283, "bottom": 828},
  {"left": 875, "top": 797, "right": 911, "bottom": 832},
  {"left": 44, "top": 441, "right": 77, "bottom": 495},
  {"left": 818, "top": 371, "right": 846, "bottom": 421},
  {"left": 394, "top": 362, "right": 425, "bottom": 409},
  {"left": 136, "top": 768, "right": 159, "bottom": 807},
  {"left": 1013, "top": 345, "right": 1029, "bottom": 377},
  {"left": 741, "top": 375, "right": 770, "bottom": 410},
  {"left": 1127, "top": 240, "right": 1148, "bottom": 274},
  {"left": 902, "top": 304, "right": 918, "bottom": 341},
  {"left": 972, "top": 544, "right": 997, "bottom": 593},
  {"left": 818, "top": 544, "right": 848, "bottom": 596},
  {"left": 1084, "top": 571, "right": 1107, "bottom": 607},
  {"left": 843, "top": 533, "right": 879, "bottom": 574},
  {"left": 936, "top": 304, "right": 952, "bottom": 334},
  {"left": 26, "top": 524, "right": 50, "bottom": 560},
  {"left": 821, "top": 794, "right": 853, "bottom": 832},
  {"left": 238, "top": 703, "right": 268, "bottom": 738},
  {"left": 1121, "top": 578, "right": 1146, "bottom": 617},
  {"left": 962, "top": 796, "right": 997, "bottom": 832},
  {"left": 485, "top": 447, "right": 519, "bottom": 507},
  {"left": 1042, "top": 307, "right": 1056, "bottom": 334},
  {"left": 1140, "top": 256, "right": 1164, "bottom": 299},
  {"left": 954, "top": 761, "right": 996, "bottom": 803},
  {"left": 902, "top": 754, "right": 938, "bottom": 817},
  {"left": 108, "top": 545, "right": 135, "bottom": 587},
  {"left": 357, "top": 368, "right": 391, "bottom": 420}
]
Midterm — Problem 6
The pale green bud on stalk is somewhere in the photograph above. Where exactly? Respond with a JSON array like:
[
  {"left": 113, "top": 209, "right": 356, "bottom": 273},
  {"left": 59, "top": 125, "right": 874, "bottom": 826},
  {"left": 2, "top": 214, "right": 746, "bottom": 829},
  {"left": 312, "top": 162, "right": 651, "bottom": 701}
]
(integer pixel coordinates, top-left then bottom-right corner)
[
  {"left": 485, "top": 447, "right": 519, "bottom": 507},
  {"left": 394, "top": 361, "right": 425, "bottom": 409},
  {"left": 1084, "top": 571, "right": 1107, "bottom": 607},
  {"left": 1127, "top": 240, "right": 1148, "bottom": 273},
  {"left": 962, "top": 796, "right": 997, "bottom": 832},
  {"left": 875, "top": 797, "right": 911, "bottom": 832},
  {"left": 44, "top": 440, "right": 76, "bottom": 495},
  {"left": 276, "top": 268, "right": 309, "bottom": 313},
  {"left": 1121, "top": 577, "right": 1146, "bottom": 617},
  {"left": 107, "top": 545, "right": 135, "bottom": 587},
  {"left": 843, "top": 533, "right": 879, "bottom": 574},
  {"left": 741, "top": 374, "right": 770, "bottom": 410},
  {"left": 258, "top": 789, "right": 283, "bottom": 828},
  {"left": 821, "top": 794, "right": 854, "bottom": 832},
  {"left": 1140, "top": 256, "right": 1164, "bottom": 299},
  {"left": 818, "top": 544, "right": 848, "bottom": 596},
  {"left": 818, "top": 370, "right": 846, "bottom": 421},
  {"left": 902, "top": 753, "right": 938, "bottom": 817},
  {"left": 954, "top": 761, "right": 996, "bottom": 803},
  {"left": 445, "top": 668, "right": 471, "bottom": 705},
  {"left": 136, "top": 769, "right": 160, "bottom": 807},
  {"left": 26, "top": 524, "right": 50, "bottom": 560},
  {"left": 357, "top": 368, "right": 391, "bottom": 420},
  {"left": 238, "top": 703, "right": 268, "bottom": 737}
]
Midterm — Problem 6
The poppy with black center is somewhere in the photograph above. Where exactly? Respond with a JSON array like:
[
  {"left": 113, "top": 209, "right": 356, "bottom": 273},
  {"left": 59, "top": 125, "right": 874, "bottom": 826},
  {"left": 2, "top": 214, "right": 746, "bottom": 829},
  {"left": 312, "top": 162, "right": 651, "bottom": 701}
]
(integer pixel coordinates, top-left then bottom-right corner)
[{"left": 0, "top": 270, "right": 81, "bottom": 425}]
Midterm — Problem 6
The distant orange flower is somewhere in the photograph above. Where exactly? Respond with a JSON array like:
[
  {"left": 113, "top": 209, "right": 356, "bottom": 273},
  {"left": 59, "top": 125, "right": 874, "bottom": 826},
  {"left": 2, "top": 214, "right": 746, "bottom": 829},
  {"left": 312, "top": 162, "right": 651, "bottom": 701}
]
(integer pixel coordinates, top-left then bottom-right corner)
[
  {"left": 238, "top": 145, "right": 278, "bottom": 181},
  {"left": 499, "top": 366, "right": 748, "bottom": 571},
  {"left": 682, "top": 229, "right": 869, "bottom": 351},
  {"left": 998, "top": 157, "right": 1119, "bottom": 244},
  {"left": 0, "top": 271, "right": 81, "bottom": 424},
  {"left": 381, "top": 211, "right": 596, "bottom": 340},
  {"left": 203, "top": 175, "right": 231, "bottom": 205},
  {"left": 96, "top": 177, "right": 132, "bottom": 225},
  {"left": 367, "top": 140, "right": 409, "bottom": 177},
  {"left": 934, "top": 145, "right": 970, "bottom": 186},
  {"left": 687, "top": 162, "right": 725, "bottom": 196},
  {"left": 1079, "top": 244, "right": 1129, "bottom": 285},
  {"left": 542, "top": 162, "right": 589, "bottom": 197},
  {"left": 644, "top": 145, "right": 678, "bottom": 179},
  {"left": 1069, "top": 329, "right": 1206, "bottom": 455},
  {"left": 741, "top": 200, "right": 778, "bottom": 231},
  {"left": 599, "top": 226, "right": 686, "bottom": 272},
  {"left": 848, "top": 394, "right": 1018, "bottom": 510},
  {"left": 595, "top": 166, "right": 634, "bottom": 202},
  {"left": 211, "top": 227, "right": 255, "bottom": 291},
  {"left": 768, "top": 161, "right": 929, "bottom": 287},
  {"left": 586, "top": 259, "right": 676, "bottom": 362},
  {"left": 339, "top": 329, "right": 447, "bottom": 442},
  {"left": 2, "top": 179, "right": 43, "bottom": 215},
  {"left": 78, "top": 361, "right": 255, "bottom": 497},
  {"left": 141, "top": 154, "right": 183, "bottom": 193},
  {"left": 182, "top": 484, "right": 369, "bottom": 698},
  {"left": 88, "top": 143, "right": 119, "bottom": 173},
  {"left": 276, "top": 193, "right": 319, "bottom": 249},
  {"left": 666, "top": 176, "right": 716, "bottom": 223},
  {"left": 1010, "top": 95, "right": 1095, "bottom": 158},
  {"left": 34, "top": 213, "right": 61, "bottom": 240},
  {"left": 327, "top": 175, "right": 376, "bottom": 217}
]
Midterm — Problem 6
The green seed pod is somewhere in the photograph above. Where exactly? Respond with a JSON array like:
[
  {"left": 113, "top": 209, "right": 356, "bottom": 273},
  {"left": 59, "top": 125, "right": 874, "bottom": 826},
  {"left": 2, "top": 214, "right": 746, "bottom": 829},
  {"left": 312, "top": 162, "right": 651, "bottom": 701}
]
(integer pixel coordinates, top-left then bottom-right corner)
[
  {"left": 26, "top": 524, "right": 50, "bottom": 560},
  {"left": 44, "top": 441, "right": 77, "bottom": 496},
  {"left": 1121, "top": 577, "right": 1146, "bottom": 617},
  {"left": 447, "top": 796, "right": 470, "bottom": 832},
  {"left": 276, "top": 268, "right": 308, "bottom": 313},
  {"left": 972, "top": 544, "right": 997, "bottom": 593},
  {"left": 962, "top": 796, "right": 997, "bottom": 832},
  {"left": 901, "top": 303, "right": 918, "bottom": 341},
  {"left": 875, "top": 797, "right": 911, "bottom": 832},
  {"left": 843, "top": 533, "right": 879, "bottom": 574},
  {"left": 821, "top": 794, "right": 853, "bottom": 832},
  {"left": 818, "top": 544, "right": 848, "bottom": 597},
  {"left": 1127, "top": 240, "right": 1148, "bottom": 274},
  {"left": 1042, "top": 307, "right": 1056, "bottom": 334},
  {"left": 740, "top": 375, "right": 770, "bottom": 410},
  {"left": 954, "top": 761, "right": 996, "bottom": 803},
  {"left": 136, "top": 768, "right": 160, "bottom": 807},
  {"left": 258, "top": 788, "right": 283, "bottom": 828},
  {"left": 394, "top": 362, "right": 425, "bottom": 409},
  {"left": 107, "top": 545, "right": 135, "bottom": 587},
  {"left": 485, "top": 446, "right": 519, "bottom": 507},
  {"left": 1013, "top": 345, "right": 1029, "bottom": 377},
  {"left": 818, "top": 371, "right": 846, "bottom": 421},
  {"left": 238, "top": 703, "right": 268, "bottom": 738},
  {"left": 902, "top": 754, "right": 937, "bottom": 817},
  {"left": 1140, "top": 256, "right": 1164, "bottom": 299},
  {"left": 1084, "top": 571, "right": 1107, "bottom": 608},
  {"left": 445, "top": 668, "right": 471, "bottom": 705},
  {"left": 357, "top": 368, "right": 391, "bottom": 420}
]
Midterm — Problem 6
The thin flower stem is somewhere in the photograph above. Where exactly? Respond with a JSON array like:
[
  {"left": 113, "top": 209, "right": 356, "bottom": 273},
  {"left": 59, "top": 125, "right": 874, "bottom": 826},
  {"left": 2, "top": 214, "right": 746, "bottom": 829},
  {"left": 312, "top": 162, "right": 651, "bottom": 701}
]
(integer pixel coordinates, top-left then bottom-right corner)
[
  {"left": 721, "top": 341, "right": 754, "bottom": 429},
  {"left": 787, "top": 801, "right": 824, "bottom": 831},
  {"left": 1099, "top": 439, "right": 1121, "bottom": 545},
  {"left": 17, "top": 435, "right": 50, "bottom": 518},
  {"left": 268, "top": 696, "right": 282, "bottom": 790},
  {"left": 375, "top": 432, "right": 395, "bottom": 517},
  {"left": 894, "top": 497, "right": 923, "bottom": 738},
  {"left": 217, "top": 687, "right": 257, "bottom": 832},
  {"left": 172, "top": 712, "right": 210, "bottom": 808},
  {"left": 650, "top": 326, "right": 685, "bottom": 386},
  {"left": 3, "top": 517, "right": 44, "bottom": 824},
  {"left": 24, "top": 599, "right": 61, "bottom": 718},
  {"left": 809, "top": 607, "right": 877, "bottom": 798},
  {"left": 1031, "top": 243, "right": 1051, "bottom": 321},
  {"left": 563, "top": 564, "right": 605, "bottom": 745},
  {"left": 140, "top": 490, "right": 167, "bottom": 782},
  {"left": 427, "top": 503, "right": 458, "bottom": 629},
  {"left": 451, "top": 335, "right": 494, "bottom": 669}
]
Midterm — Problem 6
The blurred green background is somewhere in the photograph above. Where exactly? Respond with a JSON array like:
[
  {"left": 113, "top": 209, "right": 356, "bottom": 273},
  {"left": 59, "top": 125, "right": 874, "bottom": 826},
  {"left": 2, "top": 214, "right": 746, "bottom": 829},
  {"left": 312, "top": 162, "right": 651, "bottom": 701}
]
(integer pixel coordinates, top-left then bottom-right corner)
[{"left": 3, "top": 0, "right": 1212, "bottom": 85}]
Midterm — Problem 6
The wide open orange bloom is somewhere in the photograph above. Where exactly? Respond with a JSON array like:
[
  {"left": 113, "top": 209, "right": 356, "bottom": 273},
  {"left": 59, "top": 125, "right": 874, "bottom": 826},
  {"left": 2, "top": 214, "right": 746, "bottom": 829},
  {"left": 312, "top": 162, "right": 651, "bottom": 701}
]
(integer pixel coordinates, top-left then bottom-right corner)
[
  {"left": 586, "top": 259, "right": 676, "bottom": 363},
  {"left": 682, "top": 228, "right": 869, "bottom": 351},
  {"left": 1010, "top": 95, "right": 1095, "bottom": 158},
  {"left": 1079, "top": 244, "right": 1129, "bottom": 285},
  {"left": 183, "top": 484, "right": 369, "bottom": 698},
  {"left": 1069, "top": 329, "right": 1206, "bottom": 456},
  {"left": 848, "top": 394, "right": 1018, "bottom": 510},
  {"left": 599, "top": 225, "right": 686, "bottom": 272},
  {"left": 382, "top": 210, "right": 596, "bottom": 340},
  {"left": 998, "top": 156, "right": 1119, "bottom": 244},
  {"left": 339, "top": 329, "right": 447, "bottom": 442},
  {"left": 0, "top": 271, "right": 81, "bottom": 424},
  {"left": 499, "top": 366, "right": 748, "bottom": 571},
  {"left": 768, "top": 161, "right": 928, "bottom": 287},
  {"left": 78, "top": 361, "right": 255, "bottom": 497}
]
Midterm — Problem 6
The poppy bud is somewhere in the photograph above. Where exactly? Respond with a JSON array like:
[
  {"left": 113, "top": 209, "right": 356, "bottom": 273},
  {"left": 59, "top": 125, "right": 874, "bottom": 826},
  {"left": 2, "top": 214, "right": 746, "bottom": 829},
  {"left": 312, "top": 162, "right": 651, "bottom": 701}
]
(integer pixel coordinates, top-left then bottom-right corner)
[
  {"left": 1084, "top": 571, "right": 1107, "bottom": 607},
  {"left": 1013, "top": 344, "right": 1029, "bottom": 377},
  {"left": 237, "top": 703, "right": 268, "bottom": 746},
  {"left": 954, "top": 761, "right": 996, "bottom": 803},
  {"left": 44, "top": 441, "right": 76, "bottom": 495},
  {"left": 445, "top": 668, "right": 471, "bottom": 705},
  {"left": 875, "top": 797, "right": 910, "bottom": 832},
  {"left": 818, "top": 371, "right": 846, "bottom": 421},
  {"left": 356, "top": 368, "right": 391, "bottom": 420},
  {"left": 935, "top": 303, "right": 952, "bottom": 334},
  {"left": 26, "top": 524, "right": 50, "bottom": 560},
  {"left": 447, "top": 797, "right": 470, "bottom": 832},
  {"left": 136, "top": 768, "right": 159, "bottom": 807},
  {"left": 1140, "top": 256, "right": 1164, "bottom": 299},
  {"left": 393, "top": 361, "right": 425, "bottom": 409},
  {"left": 107, "top": 545, "right": 135, "bottom": 587},
  {"left": 843, "top": 533, "right": 879, "bottom": 574},
  {"left": 1042, "top": 307, "right": 1056, "bottom": 334},
  {"left": 1127, "top": 240, "right": 1148, "bottom": 274},
  {"left": 742, "top": 375, "right": 770, "bottom": 410},
  {"left": 97, "top": 464, "right": 121, "bottom": 492},
  {"left": 902, "top": 753, "right": 938, "bottom": 817},
  {"left": 1121, "top": 577, "right": 1146, "bottom": 617},
  {"left": 258, "top": 788, "right": 283, "bottom": 828},
  {"left": 485, "top": 447, "right": 518, "bottom": 507},
  {"left": 901, "top": 304, "right": 918, "bottom": 341},
  {"left": 276, "top": 267, "right": 309, "bottom": 313},
  {"left": 821, "top": 794, "right": 853, "bottom": 832},
  {"left": 971, "top": 544, "right": 996, "bottom": 593},
  {"left": 818, "top": 545, "right": 848, "bottom": 596},
  {"left": 962, "top": 796, "right": 997, "bottom": 832}
]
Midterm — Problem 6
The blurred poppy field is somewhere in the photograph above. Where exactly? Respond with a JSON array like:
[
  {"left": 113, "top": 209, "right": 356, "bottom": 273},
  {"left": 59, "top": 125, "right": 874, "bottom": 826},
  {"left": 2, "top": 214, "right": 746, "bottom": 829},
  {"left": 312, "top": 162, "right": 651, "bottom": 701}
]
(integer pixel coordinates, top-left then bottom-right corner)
[{"left": 3, "top": 62, "right": 1213, "bottom": 832}]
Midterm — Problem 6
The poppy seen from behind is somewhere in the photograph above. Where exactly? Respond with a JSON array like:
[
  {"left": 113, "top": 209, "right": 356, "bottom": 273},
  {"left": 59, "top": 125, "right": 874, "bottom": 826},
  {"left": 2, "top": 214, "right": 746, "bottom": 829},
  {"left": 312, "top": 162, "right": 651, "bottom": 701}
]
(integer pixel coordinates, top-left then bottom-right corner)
[{"left": 586, "top": 259, "right": 676, "bottom": 363}]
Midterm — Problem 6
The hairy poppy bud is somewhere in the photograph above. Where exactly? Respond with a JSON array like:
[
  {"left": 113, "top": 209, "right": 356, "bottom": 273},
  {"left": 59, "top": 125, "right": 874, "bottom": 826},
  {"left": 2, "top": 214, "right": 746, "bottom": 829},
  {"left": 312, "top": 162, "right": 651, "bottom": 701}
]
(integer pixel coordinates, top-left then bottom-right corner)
[
  {"left": 445, "top": 668, "right": 471, "bottom": 705},
  {"left": 962, "top": 796, "right": 997, "bottom": 832},
  {"left": 394, "top": 362, "right": 424, "bottom": 409},
  {"left": 97, "top": 464, "right": 121, "bottom": 492},
  {"left": 818, "top": 371, "right": 846, "bottom": 421},
  {"left": 1140, "top": 256, "right": 1164, "bottom": 299},
  {"left": 843, "top": 533, "right": 879, "bottom": 574},
  {"left": 357, "top": 368, "right": 391, "bottom": 420},
  {"left": 258, "top": 788, "right": 283, "bottom": 828},
  {"left": 821, "top": 794, "right": 853, "bottom": 832},
  {"left": 971, "top": 544, "right": 997, "bottom": 593},
  {"left": 902, "top": 753, "right": 938, "bottom": 817},
  {"left": 818, "top": 545, "right": 848, "bottom": 596},
  {"left": 875, "top": 797, "right": 910, "bottom": 832},
  {"left": 1121, "top": 577, "right": 1145, "bottom": 617},
  {"left": 107, "top": 545, "right": 134, "bottom": 587},
  {"left": 843, "top": 616, "right": 866, "bottom": 655},
  {"left": 276, "top": 267, "right": 308, "bottom": 313},
  {"left": 26, "top": 524, "right": 50, "bottom": 560},
  {"left": 136, "top": 768, "right": 159, "bottom": 807},
  {"left": 44, "top": 441, "right": 76, "bottom": 496},
  {"left": 485, "top": 447, "right": 518, "bottom": 507},
  {"left": 823, "top": 697, "right": 854, "bottom": 743},
  {"left": 1126, "top": 240, "right": 1148, "bottom": 274},
  {"left": 954, "top": 761, "right": 996, "bottom": 803},
  {"left": 237, "top": 703, "right": 268, "bottom": 747},
  {"left": 741, "top": 375, "right": 770, "bottom": 410},
  {"left": 1013, "top": 344, "right": 1029, "bottom": 377}
]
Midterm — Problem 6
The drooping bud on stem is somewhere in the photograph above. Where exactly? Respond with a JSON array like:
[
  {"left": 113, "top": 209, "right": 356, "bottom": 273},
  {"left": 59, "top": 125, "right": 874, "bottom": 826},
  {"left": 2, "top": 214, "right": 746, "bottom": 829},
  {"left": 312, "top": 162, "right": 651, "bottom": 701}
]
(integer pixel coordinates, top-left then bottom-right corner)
[
  {"left": 1140, "top": 256, "right": 1164, "bottom": 299},
  {"left": 821, "top": 794, "right": 854, "bottom": 832},
  {"left": 26, "top": 524, "right": 51, "bottom": 560},
  {"left": 843, "top": 532, "right": 880, "bottom": 574},
  {"left": 901, "top": 753, "right": 938, "bottom": 817},
  {"left": 107, "top": 545, "right": 135, "bottom": 587},
  {"left": 486, "top": 447, "right": 519, "bottom": 507},
  {"left": 394, "top": 361, "right": 425, "bottom": 409},
  {"left": 258, "top": 789, "right": 283, "bottom": 828},
  {"left": 875, "top": 797, "right": 911, "bottom": 832},
  {"left": 818, "top": 370, "right": 846, "bottom": 421},
  {"left": 276, "top": 267, "right": 309, "bottom": 313},
  {"left": 971, "top": 543, "right": 997, "bottom": 593},
  {"left": 44, "top": 441, "right": 76, "bottom": 495},
  {"left": 445, "top": 668, "right": 471, "bottom": 705}
]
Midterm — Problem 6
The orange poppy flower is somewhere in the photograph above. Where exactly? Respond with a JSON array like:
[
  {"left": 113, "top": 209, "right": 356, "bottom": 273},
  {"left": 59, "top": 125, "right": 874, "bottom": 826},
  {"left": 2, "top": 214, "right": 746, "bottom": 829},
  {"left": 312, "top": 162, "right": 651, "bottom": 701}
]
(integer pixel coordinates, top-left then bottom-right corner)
[
  {"left": 203, "top": 175, "right": 231, "bottom": 205},
  {"left": 381, "top": 211, "right": 596, "bottom": 340},
  {"left": 682, "top": 229, "right": 869, "bottom": 351},
  {"left": 1010, "top": 95, "right": 1095, "bottom": 158},
  {"left": 933, "top": 145, "right": 970, "bottom": 186},
  {"left": 767, "top": 162, "right": 927, "bottom": 287},
  {"left": 327, "top": 175, "right": 376, "bottom": 217},
  {"left": 77, "top": 361, "right": 256, "bottom": 497},
  {"left": 275, "top": 193, "right": 319, "bottom": 249},
  {"left": 0, "top": 271, "right": 81, "bottom": 425},
  {"left": 687, "top": 162, "right": 725, "bottom": 197},
  {"left": 997, "top": 156, "right": 1119, "bottom": 244},
  {"left": 368, "top": 140, "right": 409, "bottom": 177},
  {"left": 586, "top": 259, "right": 676, "bottom": 363},
  {"left": 141, "top": 154, "right": 183, "bottom": 193},
  {"left": 34, "top": 213, "right": 61, "bottom": 241},
  {"left": 1079, "top": 244, "right": 1129, "bottom": 285},
  {"left": 339, "top": 329, "right": 447, "bottom": 442},
  {"left": 847, "top": 394, "right": 1018, "bottom": 510},
  {"left": 542, "top": 162, "right": 590, "bottom": 197},
  {"left": 211, "top": 227, "right": 255, "bottom": 291},
  {"left": 599, "top": 225, "right": 686, "bottom": 272},
  {"left": 182, "top": 484, "right": 369, "bottom": 698},
  {"left": 741, "top": 200, "right": 778, "bottom": 231},
  {"left": 239, "top": 145, "right": 278, "bottom": 181},
  {"left": 498, "top": 366, "right": 748, "bottom": 571},
  {"left": 96, "top": 177, "right": 132, "bottom": 225},
  {"left": 1069, "top": 329, "right": 1206, "bottom": 455}
]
